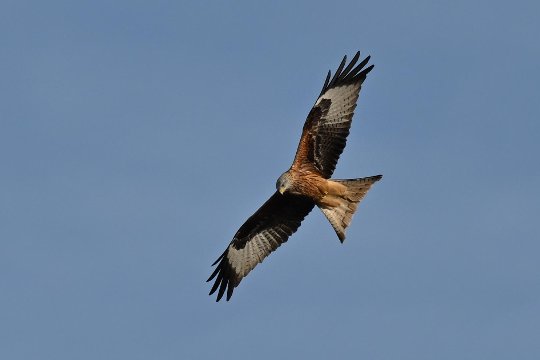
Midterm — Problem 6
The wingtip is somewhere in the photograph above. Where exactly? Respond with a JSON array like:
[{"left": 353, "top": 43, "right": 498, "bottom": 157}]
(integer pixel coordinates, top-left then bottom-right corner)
[
  {"left": 211, "top": 251, "right": 226, "bottom": 266},
  {"left": 207, "top": 263, "right": 221, "bottom": 282},
  {"left": 226, "top": 282, "right": 234, "bottom": 300},
  {"left": 210, "top": 280, "right": 235, "bottom": 302},
  {"left": 216, "top": 281, "right": 227, "bottom": 302},
  {"left": 364, "top": 64, "right": 375, "bottom": 75},
  {"left": 321, "top": 52, "right": 374, "bottom": 92}
]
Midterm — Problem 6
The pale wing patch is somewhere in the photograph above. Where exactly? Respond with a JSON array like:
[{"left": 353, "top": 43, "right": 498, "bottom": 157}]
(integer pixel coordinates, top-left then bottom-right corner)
[
  {"left": 315, "top": 83, "right": 360, "bottom": 107},
  {"left": 318, "top": 83, "right": 360, "bottom": 125},
  {"left": 226, "top": 230, "right": 284, "bottom": 280}
]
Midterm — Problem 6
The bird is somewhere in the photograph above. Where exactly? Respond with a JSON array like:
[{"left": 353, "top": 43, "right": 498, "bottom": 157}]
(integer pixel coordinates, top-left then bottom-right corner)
[{"left": 207, "top": 51, "right": 382, "bottom": 301}]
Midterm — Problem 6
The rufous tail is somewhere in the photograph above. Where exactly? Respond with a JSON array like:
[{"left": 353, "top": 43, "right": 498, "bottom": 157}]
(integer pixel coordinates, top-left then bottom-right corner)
[{"left": 319, "top": 175, "right": 382, "bottom": 242}]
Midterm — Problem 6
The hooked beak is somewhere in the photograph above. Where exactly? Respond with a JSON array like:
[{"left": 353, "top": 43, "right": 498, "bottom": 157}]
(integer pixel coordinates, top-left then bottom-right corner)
[{"left": 278, "top": 187, "right": 285, "bottom": 195}]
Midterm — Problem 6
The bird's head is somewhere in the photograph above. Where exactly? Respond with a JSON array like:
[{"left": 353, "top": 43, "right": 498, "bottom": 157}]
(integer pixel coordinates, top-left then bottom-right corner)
[{"left": 276, "top": 171, "right": 293, "bottom": 195}]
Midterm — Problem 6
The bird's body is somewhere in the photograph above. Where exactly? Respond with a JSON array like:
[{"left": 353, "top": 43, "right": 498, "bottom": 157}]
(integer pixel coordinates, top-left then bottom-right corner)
[
  {"left": 208, "top": 52, "right": 382, "bottom": 301},
  {"left": 279, "top": 168, "right": 355, "bottom": 207},
  {"left": 277, "top": 168, "right": 328, "bottom": 198}
]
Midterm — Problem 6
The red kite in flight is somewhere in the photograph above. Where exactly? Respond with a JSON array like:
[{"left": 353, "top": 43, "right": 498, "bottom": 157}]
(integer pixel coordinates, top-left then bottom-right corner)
[{"left": 208, "top": 52, "right": 382, "bottom": 301}]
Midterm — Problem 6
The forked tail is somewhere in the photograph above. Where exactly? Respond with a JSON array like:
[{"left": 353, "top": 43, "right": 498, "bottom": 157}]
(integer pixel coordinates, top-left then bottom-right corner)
[{"left": 319, "top": 175, "right": 382, "bottom": 242}]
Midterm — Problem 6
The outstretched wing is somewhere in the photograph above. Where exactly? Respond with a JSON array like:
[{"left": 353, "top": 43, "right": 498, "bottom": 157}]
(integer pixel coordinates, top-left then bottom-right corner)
[
  {"left": 292, "top": 52, "right": 374, "bottom": 178},
  {"left": 207, "top": 192, "right": 315, "bottom": 301}
]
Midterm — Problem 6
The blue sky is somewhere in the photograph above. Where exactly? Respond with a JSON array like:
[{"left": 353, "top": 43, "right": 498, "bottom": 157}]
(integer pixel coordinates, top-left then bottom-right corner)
[{"left": 1, "top": 1, "right": 539, "bottom": 359}]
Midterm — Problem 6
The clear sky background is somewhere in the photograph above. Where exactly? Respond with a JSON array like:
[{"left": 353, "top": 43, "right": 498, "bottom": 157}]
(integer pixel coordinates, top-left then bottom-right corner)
[{"left": 1, "top": 1, "right": 539, "bottom": 359}]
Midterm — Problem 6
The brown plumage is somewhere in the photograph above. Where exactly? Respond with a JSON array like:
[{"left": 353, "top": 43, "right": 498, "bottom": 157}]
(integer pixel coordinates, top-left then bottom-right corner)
[{"left": 208, "top": 52, "right": 382, "bottom": 301}]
